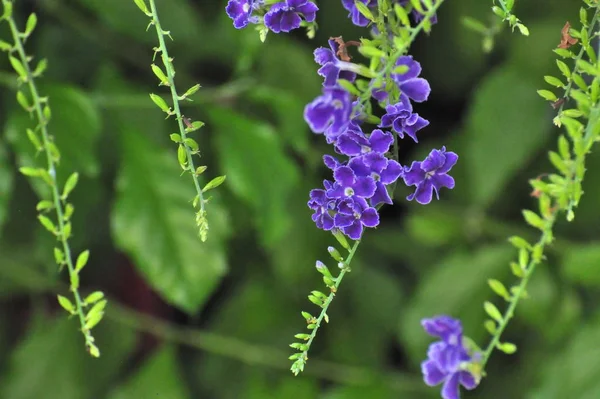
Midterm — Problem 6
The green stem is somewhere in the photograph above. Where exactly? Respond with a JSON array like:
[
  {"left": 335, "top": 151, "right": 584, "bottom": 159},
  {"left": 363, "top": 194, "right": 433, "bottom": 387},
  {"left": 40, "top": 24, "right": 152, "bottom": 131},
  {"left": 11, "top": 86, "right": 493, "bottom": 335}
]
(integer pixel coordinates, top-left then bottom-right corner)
[
  {"left": 480, "top": 213, "right": 556, "bottom": 367},
  {"left": 294, "top": 240, "right": 360, "bottom": 373},
  {"left": 3, "top": 1, "right": 94, "bottom": 354},
  {"left": 148, "top": 0, "right": 205, "bottom": 214},
  {"left": 558, "top": 8, "right": 600, "bottom": 114},
  {"left": 359, "top": 0, "right": 444, "bottom": 108}
]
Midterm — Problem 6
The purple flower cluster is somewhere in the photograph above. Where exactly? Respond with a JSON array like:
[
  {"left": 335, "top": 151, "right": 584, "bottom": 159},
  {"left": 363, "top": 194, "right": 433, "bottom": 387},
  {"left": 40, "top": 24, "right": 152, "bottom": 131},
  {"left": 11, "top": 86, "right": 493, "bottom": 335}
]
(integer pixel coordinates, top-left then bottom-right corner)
[
  {"left": 226, "top": 0, "right": 317, "bottom": 33},
  {"left": 304, "top": 40, "right": 457, "bottom": 239},
  {"left": 421, "top": 316, "right": 479, "bottom": 399}
]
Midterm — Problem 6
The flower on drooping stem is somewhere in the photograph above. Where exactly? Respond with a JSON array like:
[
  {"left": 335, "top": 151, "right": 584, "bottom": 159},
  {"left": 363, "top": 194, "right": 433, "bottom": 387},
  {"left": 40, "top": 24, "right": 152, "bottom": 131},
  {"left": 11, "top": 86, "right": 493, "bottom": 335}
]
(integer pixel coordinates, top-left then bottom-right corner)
[
  {"left": 372, "top": 55, "right": 431, "bottom": 107},
  {"left": 334, "top": 196, "right": 379, "bottom": 240},
  {"left": 420, "top": 316, "right": 479, "bottom": 399},
  {"left": 264, "top": 0, "right": 318, "bottom": 33},
  {"left": 225, "top": 0, "right": 263, "bottom": 29},
  {"left": 304, "top": 87, "right": 354, "bottom": 143},
  {"left": 314, "top": 38, "right": 360, "bottom": 87},
  {"left": 380, "top": 102, "right": 429, "bottom": 143},
  {"left": 402, "top": 146, "right": 457, "bottom": 205}
]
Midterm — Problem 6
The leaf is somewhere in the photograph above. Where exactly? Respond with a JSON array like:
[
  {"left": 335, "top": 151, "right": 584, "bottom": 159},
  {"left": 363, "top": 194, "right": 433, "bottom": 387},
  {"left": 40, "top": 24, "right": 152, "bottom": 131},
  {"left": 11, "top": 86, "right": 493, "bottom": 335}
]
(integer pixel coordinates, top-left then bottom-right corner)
[
  {"left": 107, "top": 345, "right": 190, "bottom": 399},
  {"left": 532, "top": 313, "right": 600, "bottom": 398},
  {"left": 398, "top": 245, "right": 513, "bottom": 363},
  {"left": 561, "top": 243, "right": 600, "bottom": 287},
  {"left": 0, "top": 142, "right": 13, "bottom": 233},
  {"left": 209, "top": 106, "right": 299, "bottom": 248},
  {"left": 111, "top": 127, "right": 229, "bottom": 313},
  {"left": 463, "top": 66, "right": 552, "bottom": 208},
  {"left": 0, "top": 316, "right": 135, "bottom": 399},
  {"left": 5, "top": 84, "right": 101, "bottom": 196}
]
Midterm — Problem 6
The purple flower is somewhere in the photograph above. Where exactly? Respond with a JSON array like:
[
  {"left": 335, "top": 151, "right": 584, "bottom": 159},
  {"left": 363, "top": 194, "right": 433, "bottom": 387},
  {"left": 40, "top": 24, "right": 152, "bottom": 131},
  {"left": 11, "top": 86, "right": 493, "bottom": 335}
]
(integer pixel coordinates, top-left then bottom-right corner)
[
  {"left": 341, "top": 0, "right": 376, "bottom": 27},
  {"left": 421, "top": 316, "right": 478, "bottom": 399},
  {"left": 422, "top": 315, "right": 464, "bottom": 346},
  {"left": 370, "top": 56, "right": 430, "bottom": 106},
  {"left": 349, "top": 153, "right": 402, "bottom": 206},
  {"left": 327, "top": 165, "right": 377, "bottom": 200},
  {"left": 392, "top": 55, "right": 431, "bottom": 106},
  {"left": 335, "top": 128, "right": 393, "bottom": 157},
  {"left": 334, "top": 196, "right": 379, "bottom": 239},
  {"left": 264, "top": 0, "right": 318, "bottom": 33},
  {"left": 304, "top": 87, "right": 353, "bottom": 142},
  {"left": 403, "top": 147, "right": 457, "bottom": 204},
  {"left": 308, "top": 187, "right": 337, "bottom": 230},
  {"left": 380, "top": 102, "right": 429, "bottom": 143},
  {"left": 314, "top": 39, "right": 359, "bottom": 87},
  {"left": 225, "top": 0, "right": 261, "bottom": 29}
]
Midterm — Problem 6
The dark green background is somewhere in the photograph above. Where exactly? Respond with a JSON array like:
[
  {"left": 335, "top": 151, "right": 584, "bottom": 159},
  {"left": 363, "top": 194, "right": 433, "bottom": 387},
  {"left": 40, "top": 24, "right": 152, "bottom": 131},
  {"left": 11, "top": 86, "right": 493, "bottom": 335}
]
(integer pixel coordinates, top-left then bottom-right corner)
[{"left": 0, "top": 0, "right": 598, "bottom": 398}]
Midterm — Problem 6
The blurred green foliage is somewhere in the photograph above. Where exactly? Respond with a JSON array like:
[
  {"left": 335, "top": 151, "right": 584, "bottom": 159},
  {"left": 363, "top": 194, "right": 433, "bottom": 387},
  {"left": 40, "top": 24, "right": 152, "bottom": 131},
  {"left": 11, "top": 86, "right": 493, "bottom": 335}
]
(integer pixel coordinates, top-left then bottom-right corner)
[{"left": 0, "top": 0, "right": 599, "bottom": 398}]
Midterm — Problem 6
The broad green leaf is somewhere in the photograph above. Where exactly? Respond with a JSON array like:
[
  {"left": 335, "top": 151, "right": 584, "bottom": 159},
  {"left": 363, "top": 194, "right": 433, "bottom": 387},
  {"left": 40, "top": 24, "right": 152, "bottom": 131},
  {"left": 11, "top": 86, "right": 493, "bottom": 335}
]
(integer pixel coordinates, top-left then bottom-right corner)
[
  {"left": 561, "top": 243, "right": 600, "bottom": 286},
  {"left": 0, "top": 245, "right": 58, "bottom": 297},
  {"left": 111, "top": 127, "right": 229, "bottom": 313},
  {"left": 209, "top": 106, "right": 299, "bottom": 248},
  {"left": 244, "top": 85, "right": 310, "bottom": 155},
  {"left": 532, "top": 313, "right": 600, "bottom": 398},
  {"left": 463, "top": 66, "right": 551, "bottom": 207},
  {"left": 398, "top": 245, "right": 513, "bottom": 363},
  {"left": 0, "top": 141, "right": 13, "bottom": 233},
  {"left": 0, "top": 316, "right": 135, "bottom": 399},
  {"left": 107, "top": 345, "right": 190, "bottom": 399},
  {"left": 5, "top": 84, "right": 101, "bottom": 196}
]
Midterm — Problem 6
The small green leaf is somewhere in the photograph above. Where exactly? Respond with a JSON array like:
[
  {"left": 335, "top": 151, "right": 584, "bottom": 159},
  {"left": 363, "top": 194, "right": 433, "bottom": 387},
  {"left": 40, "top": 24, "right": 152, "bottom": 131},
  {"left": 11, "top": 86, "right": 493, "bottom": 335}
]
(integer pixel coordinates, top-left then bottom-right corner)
[
  {"left": 508, "top": 236, "right": 531, "bottom": 250},
  {"left": 484, "top": 319, "right": 497, "bottom": 334},
  {"left": 497, "top": 341, "right": 517, "bottom": 354},
  {"left": 149, "top": 93, "right": 170, "bottom": 113},
  {"left": 54, "top": 247, "right": 65, "bottom": 265},
  {"left": 84, "top": 291, "right": 105, "bottom": 305},
  {"left": 0, "top": 39, "right": 12, "bottom": 51},
  {"left": 36, "top": 200, "right": 54, "bottom": 211},
  {"left": 177, "top": 144, "right": 187, "bottom": 168},
  {"left": 57, "top": 295, "right": 76, "bottom": 314},
  {"left": 184, "top": 121, "right": 204, "bottom": 133},
  {"left": 19, "top": 166, "right": 42, "bottom": 177},
  {"left": 488, "top": 279, "right": 511, "bottom": 300},
  {"left": 133, "top": 0, "right": 150, "bottom": 15},
  {"left": 75, "top": 250, "right": 90, "bottom": 273},
  {"left": 38, "top": 215, "right": 56, "bottom": 233},
  {"left": 484, "top": 301, "right": 503, "bottom": 323},
  {"left": 169, "top": 133, "right": 181, "bottom": 143},
  {"left": 544, "top": 75, "right": 564, "bottom": 88},
  {"left": 181, "top": 83, "right": 201, "bottom": 99},
  {"left": 354, "top": 0, "right": 375, "bottom": 22},
  {"left": 183, "top": 137, "right": 199, "bottom": 152},
  {"left": 537, "top": 89, "right": 558, "bottom": 102},
  {"left": 151, "top": 64, "right": 169, "bottom": 85},
  {"left": 62, "top": 172, "right": 79, "bottom": 200},
  {"left": 32, "top": 58, "right": 48, "bottom": 77},
  {"left": 24, "top": 13, "right": 37, "bottom": 37},
  {"left": 202, "top": 175, "right": 226, "bottom": 192},
  {"left": 16, "top": 91, "right": 30, "bottom": 111},
  {"left": 9, "top": 56, "right": 27, "bottom": 80},
  {"left": 522, "top": 210, "right": 545, "bottom": 230},
  {"left": 556, "top": 60, "right": 571, "bottom": 78}
]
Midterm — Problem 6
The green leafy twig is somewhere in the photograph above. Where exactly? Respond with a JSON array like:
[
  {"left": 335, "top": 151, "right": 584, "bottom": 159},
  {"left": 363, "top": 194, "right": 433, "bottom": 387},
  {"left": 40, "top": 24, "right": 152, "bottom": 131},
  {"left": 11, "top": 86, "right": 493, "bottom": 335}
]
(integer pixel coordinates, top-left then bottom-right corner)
[
  {"left": 132, "top": 0, "right": 225, "bottom": 242},
  {"left": 290, "top": 236, "right": 359, "bottom": 375},
  {"left": 480, "top": 0, "right": 600, "bottom": 371},
  {"left": 290, "top": 1, "right": 444, "bottom": 374},
  {"left": 491, "top": 0, "right": 529, "bottom": 36},
  {"left": 0, "top": 0, "right": 105, "bottom": 357}
]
